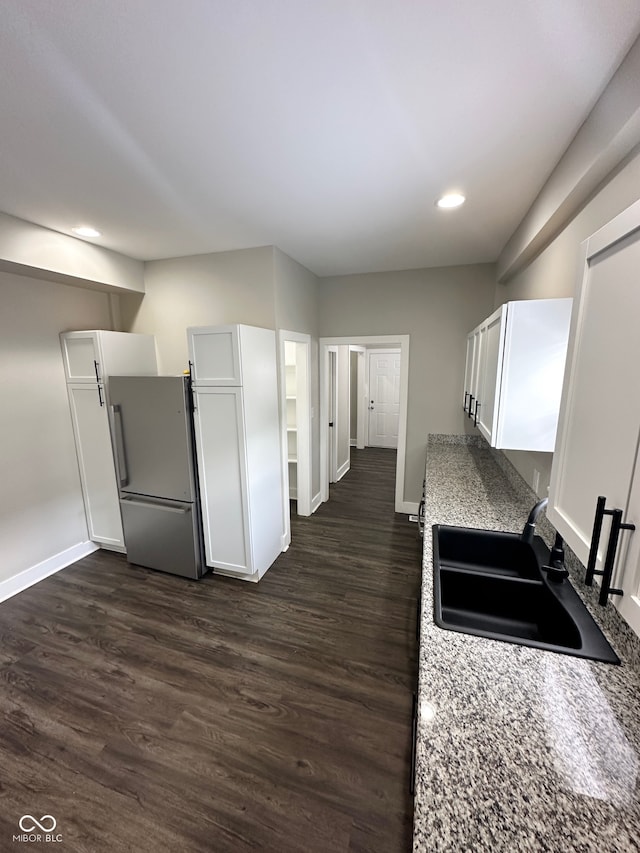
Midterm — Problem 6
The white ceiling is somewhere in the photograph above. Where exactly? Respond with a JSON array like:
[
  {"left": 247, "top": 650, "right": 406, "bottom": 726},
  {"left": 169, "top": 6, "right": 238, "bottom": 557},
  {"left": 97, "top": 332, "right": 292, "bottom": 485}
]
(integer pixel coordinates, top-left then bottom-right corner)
[{"left": 1, "top": 1, "right": 640, "bottom": 277}]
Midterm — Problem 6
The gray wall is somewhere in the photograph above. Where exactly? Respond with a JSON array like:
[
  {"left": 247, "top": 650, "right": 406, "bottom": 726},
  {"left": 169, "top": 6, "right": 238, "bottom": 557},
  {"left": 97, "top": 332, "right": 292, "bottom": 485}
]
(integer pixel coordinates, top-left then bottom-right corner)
[
  {"left": 318, "top": 264, "right": 496, "bottom": 503},
  {"left": 0, "top": 270, "right": 113, "bottom": 583},
  {"left": 350, "top": 350, "right": 358, "bottom": 442},
  {"left": 273, "top": 248, "right": 321, "bottom": 500},
  {"left": 496, "top": 146, "right": 640, "bottom": 497},
  {"left": 121, "top": 246, "right": 276, "bottom": 373}
]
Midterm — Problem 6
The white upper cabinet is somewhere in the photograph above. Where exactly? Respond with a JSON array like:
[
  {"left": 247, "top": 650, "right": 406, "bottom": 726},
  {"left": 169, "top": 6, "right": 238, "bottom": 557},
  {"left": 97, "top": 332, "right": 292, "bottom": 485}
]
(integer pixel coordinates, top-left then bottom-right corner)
[
  {"left": 549, "top": 200, "right": 640, "bottom": 636},
  {"left": 464, "top": 299, "right": 573, "bottom": 451},
  {"left": 61, "top": 330, "right": 157, "bottom": 385},
  {"left": 188, "top": 325, "right": 242, "bottom": 385}
]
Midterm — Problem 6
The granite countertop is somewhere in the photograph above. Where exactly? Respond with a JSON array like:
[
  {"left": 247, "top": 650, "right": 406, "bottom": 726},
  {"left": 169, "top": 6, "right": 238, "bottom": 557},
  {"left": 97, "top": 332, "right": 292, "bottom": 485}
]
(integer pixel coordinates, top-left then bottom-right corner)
[{"left": 413, "top": 436, "right": 640, "bottom": 853}]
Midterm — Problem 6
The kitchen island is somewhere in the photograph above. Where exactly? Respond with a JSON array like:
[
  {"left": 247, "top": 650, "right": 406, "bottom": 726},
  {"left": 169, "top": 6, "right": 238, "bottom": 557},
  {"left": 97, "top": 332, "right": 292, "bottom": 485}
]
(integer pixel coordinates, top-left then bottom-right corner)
[{"left": 413, "top": 436, "right": 640, "bottom": 852}]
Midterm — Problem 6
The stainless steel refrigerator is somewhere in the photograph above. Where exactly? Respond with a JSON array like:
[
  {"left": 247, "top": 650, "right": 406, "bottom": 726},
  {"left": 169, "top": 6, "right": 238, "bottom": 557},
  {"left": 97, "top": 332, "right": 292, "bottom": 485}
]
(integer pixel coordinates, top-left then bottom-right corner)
[{"left": 108, "top": 375, "right": 206, "bottom": 579}]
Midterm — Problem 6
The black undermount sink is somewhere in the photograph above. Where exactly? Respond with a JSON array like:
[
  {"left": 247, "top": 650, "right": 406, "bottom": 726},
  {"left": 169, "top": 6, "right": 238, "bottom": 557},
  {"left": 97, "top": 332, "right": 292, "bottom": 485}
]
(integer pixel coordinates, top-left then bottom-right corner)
[{"left": 433, "top": 525, "right": 620, "bottom": 664}]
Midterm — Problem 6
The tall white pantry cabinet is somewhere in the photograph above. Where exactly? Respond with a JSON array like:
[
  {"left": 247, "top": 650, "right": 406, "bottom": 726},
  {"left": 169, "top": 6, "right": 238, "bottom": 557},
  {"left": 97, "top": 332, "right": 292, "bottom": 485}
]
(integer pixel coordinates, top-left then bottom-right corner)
[
  {"left": 60, "top": 330, "right": 158, "bottom": 550},
  {"left": 188, "top": 324, "right": 285, "bottom": 581}
]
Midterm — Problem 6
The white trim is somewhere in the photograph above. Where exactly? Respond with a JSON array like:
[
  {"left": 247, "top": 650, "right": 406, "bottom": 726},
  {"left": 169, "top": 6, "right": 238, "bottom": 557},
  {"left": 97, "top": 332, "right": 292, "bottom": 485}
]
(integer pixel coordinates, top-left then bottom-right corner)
[
  {"left": 336, "top": 458, "right": 350, "bottom": 481},
  {"left": 320, "top": 335, "right": 410, "bottom": 514},
  {"left": 311, "top": 491, "right": 323, "bottom": 513},
  {"left": 0, "top": 541, "right": 99, "bottom": 604},
  {"left": 400, "top": 500, "right": 419, "bottom": 515},
  {"left": 585, "top": 197, "right": 640, "bottom": 259},
  {"left": 350, "top": 439, "right": 357, "bottom": 447}
]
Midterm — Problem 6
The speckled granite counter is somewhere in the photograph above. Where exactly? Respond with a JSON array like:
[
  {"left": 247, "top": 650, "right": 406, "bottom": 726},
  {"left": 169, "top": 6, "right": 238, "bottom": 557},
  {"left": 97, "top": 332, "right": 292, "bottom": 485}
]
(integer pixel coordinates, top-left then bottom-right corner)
[{"left": 413, "top": 436, "right": 640, "bottom": 853}]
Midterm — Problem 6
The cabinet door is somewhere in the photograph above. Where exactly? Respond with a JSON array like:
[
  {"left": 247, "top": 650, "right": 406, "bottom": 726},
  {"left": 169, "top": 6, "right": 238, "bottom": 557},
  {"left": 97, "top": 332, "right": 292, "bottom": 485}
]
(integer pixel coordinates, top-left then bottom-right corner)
[
  {"left": 192, "top": 386, "right": 253, "bottom": 574},
  {"left": 549, "top": 207, "right": 640, "bottom": 578},
  {"left": 188, "top": 326, "right": 242, "bottom": 386},
  {"left": 61, "top": 332, "right": 102, "bottom": 382},
  {"left": 476, "top": 307, "right": 506, "bottom": 444},
  {"left": 67, "top": 383, "right": 124, "bottom": 548},
  {"left": 462, "top": 332, "right": 475, "bottom": 412}
]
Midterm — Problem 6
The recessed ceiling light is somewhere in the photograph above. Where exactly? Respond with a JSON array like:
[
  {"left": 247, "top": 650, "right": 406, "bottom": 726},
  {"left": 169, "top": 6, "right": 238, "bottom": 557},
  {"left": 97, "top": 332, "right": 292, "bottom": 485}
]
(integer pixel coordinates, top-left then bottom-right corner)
[
  {"left": 436, "top": 193, "right": 466, "bottom": 209},
  {"left": 72, "top": 225, "right": 102, "bottom": 238}
]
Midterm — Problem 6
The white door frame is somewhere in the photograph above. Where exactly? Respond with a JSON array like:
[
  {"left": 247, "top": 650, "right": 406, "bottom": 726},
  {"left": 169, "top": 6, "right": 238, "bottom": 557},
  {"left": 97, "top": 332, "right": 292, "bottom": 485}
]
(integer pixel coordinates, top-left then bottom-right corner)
[
  {"left": 278, "top": 331, "right": 312, "bottom": 551},
  {"left": 320, "top": 335, "right": 411, "bottom": 513},
  {"left": 349, "top": 346, "right": 366, "bottom": 450},
  {"left": 327, "top": 347, "right": 339, "bottom": 482}
]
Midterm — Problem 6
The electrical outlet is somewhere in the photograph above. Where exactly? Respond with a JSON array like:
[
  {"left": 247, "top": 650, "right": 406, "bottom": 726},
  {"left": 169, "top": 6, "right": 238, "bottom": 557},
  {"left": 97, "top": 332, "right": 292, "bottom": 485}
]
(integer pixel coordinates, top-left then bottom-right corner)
[{"left": 532, "top": 469, "right": 540, "bottom": 494}]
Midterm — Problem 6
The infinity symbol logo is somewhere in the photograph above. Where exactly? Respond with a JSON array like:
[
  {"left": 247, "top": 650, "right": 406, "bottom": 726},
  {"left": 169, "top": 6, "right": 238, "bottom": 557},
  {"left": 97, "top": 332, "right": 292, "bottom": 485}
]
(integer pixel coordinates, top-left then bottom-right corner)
[{"left": 19, "top": 815, "right": 57, "bottom": 832}]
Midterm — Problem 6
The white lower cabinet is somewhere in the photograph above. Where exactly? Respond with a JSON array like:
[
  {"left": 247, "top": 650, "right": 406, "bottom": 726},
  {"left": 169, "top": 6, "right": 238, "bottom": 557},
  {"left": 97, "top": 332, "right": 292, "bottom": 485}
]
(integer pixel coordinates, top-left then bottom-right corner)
[
  {"left": 549, "top": 199, "right": 640, "bottom": 637},
  {"left": 463, "top": 298, "right": 572, "bottom": 451},
  {"left": 67, "top": 383, "right": 124, "bottom": 549},
  {"left": 193, "top": 387, "right": 251, "bottom": 572}
]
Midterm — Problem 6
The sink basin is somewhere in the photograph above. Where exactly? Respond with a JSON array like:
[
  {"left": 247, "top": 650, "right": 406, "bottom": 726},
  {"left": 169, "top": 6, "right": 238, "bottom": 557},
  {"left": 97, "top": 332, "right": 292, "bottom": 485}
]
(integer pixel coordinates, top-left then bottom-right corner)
[{"left": 433, "top": 525, "right": 620, "bottom": 664}]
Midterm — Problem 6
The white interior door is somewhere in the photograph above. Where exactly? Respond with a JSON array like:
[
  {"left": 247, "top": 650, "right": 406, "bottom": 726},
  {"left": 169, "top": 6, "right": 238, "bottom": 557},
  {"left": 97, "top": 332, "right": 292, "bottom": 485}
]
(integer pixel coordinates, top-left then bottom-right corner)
[{"left": 367, "top": 349, "right": 401, "bottom": 448}]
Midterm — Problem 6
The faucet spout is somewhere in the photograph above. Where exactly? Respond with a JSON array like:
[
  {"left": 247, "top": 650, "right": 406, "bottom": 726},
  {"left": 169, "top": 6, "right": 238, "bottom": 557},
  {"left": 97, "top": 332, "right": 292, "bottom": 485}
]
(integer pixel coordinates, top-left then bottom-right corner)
[{"left": 521, "top": 497, "right": 548, "bottom": 543}]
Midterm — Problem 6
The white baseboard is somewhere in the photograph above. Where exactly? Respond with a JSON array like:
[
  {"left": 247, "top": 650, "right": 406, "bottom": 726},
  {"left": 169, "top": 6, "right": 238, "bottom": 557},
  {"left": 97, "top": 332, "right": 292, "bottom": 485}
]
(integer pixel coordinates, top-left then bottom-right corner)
[
  {"left": 336, "top": 459, "right": 350, "bottom": 481},
  {"left": 398, "top": 500, "right": 419, "bottom": 515},
  {"left": 350, "top": 439, "right": 357, "bottom": 447},
  {"left": 311, "top": 491, "right": 322, "bottom": 513},
  {"left": 0, "top": 540, "right": 99, "bottom": 604}
]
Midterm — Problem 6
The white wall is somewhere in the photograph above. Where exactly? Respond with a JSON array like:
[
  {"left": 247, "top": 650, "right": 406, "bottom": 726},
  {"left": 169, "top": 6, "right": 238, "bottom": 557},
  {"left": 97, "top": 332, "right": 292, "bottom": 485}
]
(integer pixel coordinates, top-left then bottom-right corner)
[
  {"left": 0, "top": 270, "right": 113, "bottom": 584},
  {"left": 318, "top": 264, "right": 496, "bottom": 503},
  {"left": 121, "top": 246, "right": 276, "bottom": 373}
]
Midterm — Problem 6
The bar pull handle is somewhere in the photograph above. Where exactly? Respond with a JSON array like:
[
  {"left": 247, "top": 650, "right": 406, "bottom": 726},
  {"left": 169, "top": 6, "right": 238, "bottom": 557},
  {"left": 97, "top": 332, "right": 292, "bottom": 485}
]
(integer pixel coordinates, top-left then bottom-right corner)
[
  {"left": 585, "top": 496, "right": 635, "bottom": 605},
  {"left": 97, "top": 384, "right": 104, "bottom": 407},
  {"left": 93, "top": 359, "right": 101, "bottom": 382},
  {"left": 188, "top": 359, "right": 195, "bottom": 381},
  {"left": 110, "top": 404, "right": 129, "bottom": 487},
  {"left": 473, "top": 400, "right": 481, "bottom": 427},
  {"left": 463, "top": 391, "right": 469, "bottom": 412},
  {"left": 599, "top": 508, "right": 635, "bottom": 606},
  {"left": 467, "top": 394, "right": 474, "bottom": 419},
  {"left": 585, "top": 495, "right": 607, "bottom": 586}
]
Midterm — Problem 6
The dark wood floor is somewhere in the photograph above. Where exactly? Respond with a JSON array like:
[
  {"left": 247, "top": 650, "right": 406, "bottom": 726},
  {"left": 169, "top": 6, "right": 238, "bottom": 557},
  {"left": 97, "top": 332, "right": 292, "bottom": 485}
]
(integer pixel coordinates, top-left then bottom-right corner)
[{"left": 0, "top": 448, "right": 420, "bottom": 852}]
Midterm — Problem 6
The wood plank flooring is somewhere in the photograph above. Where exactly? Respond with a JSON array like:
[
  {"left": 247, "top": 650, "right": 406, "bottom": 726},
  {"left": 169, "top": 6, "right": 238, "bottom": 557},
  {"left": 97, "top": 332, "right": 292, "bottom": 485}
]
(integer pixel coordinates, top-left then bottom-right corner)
[{"left": 0, "top": 448, "right": 420, "bottom": 852}]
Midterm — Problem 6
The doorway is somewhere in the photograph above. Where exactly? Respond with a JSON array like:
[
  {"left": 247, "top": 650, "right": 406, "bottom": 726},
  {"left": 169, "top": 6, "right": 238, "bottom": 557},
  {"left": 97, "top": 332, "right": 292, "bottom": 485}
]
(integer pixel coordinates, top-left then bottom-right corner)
[
  {"left": 279, "top": 331, "right": 312, "bottom": 549},
  {"left": 319, "top": 335, "right": 412, "bottom": 514}
]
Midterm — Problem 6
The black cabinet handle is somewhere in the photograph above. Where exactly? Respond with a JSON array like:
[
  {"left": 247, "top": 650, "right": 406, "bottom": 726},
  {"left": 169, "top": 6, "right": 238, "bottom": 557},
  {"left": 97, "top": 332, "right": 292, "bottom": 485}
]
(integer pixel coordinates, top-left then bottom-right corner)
[
  {"left": 599, "top": 509, "right": 635, "bottom": 605},
  {"left": 97, "top": 384, "right": 104, "bottom": 407},
  {"left": 585, "top": 495, "right": 635, "bottom": 605},
  {"left": 473, "top": 400, "right": 481, "bottom": 427},
  {"left": 93, "top": 359, "right": 101, "bottom": 382},
  {"left": 463, "top": 391, "right": 469, "bottom": 412},
  {"left": 585, "top": 496, "right": 607, "bottom": 586},
  {"left": 467, "top": 394, "right": 474, "bottom": 419}
]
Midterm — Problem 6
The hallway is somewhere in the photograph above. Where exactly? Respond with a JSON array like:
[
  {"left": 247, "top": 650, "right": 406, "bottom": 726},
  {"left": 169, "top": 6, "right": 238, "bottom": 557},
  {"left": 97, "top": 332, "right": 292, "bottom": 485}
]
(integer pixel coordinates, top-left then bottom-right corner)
[{"left": 0, "top": 447, "right": 420, "bottom": 852}]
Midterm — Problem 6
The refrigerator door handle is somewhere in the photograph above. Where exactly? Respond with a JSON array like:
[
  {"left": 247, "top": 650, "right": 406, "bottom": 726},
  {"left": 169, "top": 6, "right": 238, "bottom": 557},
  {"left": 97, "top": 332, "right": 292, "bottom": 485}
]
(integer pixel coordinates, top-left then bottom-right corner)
[
  {"left": 120, "top": 495, "right": 190, "bottom": 514},
  {"left": 110, "top": 404, "right": 129, "bottom": 488}
]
